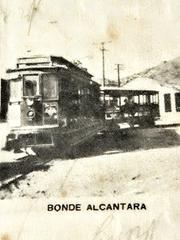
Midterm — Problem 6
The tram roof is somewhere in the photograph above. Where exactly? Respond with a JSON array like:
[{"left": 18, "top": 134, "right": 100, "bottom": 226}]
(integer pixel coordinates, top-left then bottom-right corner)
[
  {"left": 100, "top": 77, "right": 180, "bottom": 95},
  {"left": 6, "top": 55, "right": 93, "bottom": 78}
]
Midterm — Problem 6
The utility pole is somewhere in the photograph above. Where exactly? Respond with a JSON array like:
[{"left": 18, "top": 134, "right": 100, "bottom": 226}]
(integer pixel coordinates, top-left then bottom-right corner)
[
  {"left": 100, "top": 42, "right": 106, "bottom": 87},
  {"left": 115, "top": 63, "right": 124, "bottom": 87},
  {"left": 99, "top": 41, "right": 112, "bottom": 87},
  {"left": 93, "top": 41, "right": 111, "bottom": 87},
  {"left": 93, "top": 41, "right": 111, "bottom": 106}
]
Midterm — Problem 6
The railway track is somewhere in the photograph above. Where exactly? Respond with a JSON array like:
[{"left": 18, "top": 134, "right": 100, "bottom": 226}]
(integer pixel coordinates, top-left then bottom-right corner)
[
  {"left": 0, "top": 154, "right": 51, "bottom": 197},
  {"left": 0, "top": 174, "right": 26, "bottom": 192}
]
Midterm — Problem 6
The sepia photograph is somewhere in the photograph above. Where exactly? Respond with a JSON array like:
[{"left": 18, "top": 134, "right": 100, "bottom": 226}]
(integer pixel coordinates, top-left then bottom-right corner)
[{"left": 0, "top": 0, "right": 180, "bottom": 239}]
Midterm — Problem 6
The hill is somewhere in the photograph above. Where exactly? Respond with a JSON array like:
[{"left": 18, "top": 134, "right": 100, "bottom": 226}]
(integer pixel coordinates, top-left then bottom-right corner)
[{"left": 123, "top": 57, "right": 180, "bottom": 87}]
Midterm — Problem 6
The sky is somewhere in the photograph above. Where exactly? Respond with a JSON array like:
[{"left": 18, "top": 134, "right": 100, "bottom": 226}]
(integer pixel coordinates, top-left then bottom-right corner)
[{"left": 1, "top": 0, "right": 180, "bottom": 84}]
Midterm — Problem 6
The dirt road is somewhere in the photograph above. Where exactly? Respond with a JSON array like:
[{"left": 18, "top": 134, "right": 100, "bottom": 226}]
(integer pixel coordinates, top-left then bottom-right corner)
[{"left": 0, "top": 127, "right": 180, "bottom": 199}]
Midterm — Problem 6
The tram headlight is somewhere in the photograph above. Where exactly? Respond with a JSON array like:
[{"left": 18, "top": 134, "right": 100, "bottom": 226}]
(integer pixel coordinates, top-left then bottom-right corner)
[
  {"left": 27, "top": 108, "right": 35, "bottom": 120},
  {"left": 26, "top": 98, "right": 34, "bottom": 106}
]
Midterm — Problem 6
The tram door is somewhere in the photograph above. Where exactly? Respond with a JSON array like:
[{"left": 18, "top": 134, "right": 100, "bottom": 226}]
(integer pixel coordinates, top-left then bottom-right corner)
[{"left": 0, "top": 79, "right": 9, "bottom": 120}]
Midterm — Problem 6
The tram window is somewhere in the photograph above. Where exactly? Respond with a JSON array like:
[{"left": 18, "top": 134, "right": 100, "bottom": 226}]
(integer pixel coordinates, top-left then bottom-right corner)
[
  {"left": 139, "top": 95, "right": 145, "bottom": 104},
  {"left": 164, "top": 94, "right": 171, "bottom": 112},
  {"left": 134, "top": 96, "right": 139, "bottom": 103},
  {"left": 42, "top": 74, "right": 58, "bottom": 99},
  {"left": 153, "top": 94, "right": 158, "bottom": 104},
  {"left": 24, "top": 75, "right": 39, "bottom": 97},
  {"left": 150, "top": 95, "right": 154, "bottom": 103},
  {"left": 150, "top": 94, "right": 158, "bottom": 104},
  {"left": 175, "top": 93, "right": 180, "bottom": 112},
  {"left": 61, "top": 78, "right": 70, "bottom": 92}
]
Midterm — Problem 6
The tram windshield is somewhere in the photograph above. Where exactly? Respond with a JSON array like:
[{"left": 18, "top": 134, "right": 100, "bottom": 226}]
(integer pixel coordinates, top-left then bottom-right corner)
[
  {"left": 23, "top": 75, "right": 39, "bottom": 97},
  {"left": 42, "top": 74, "right": 58, "bottom": 99}
]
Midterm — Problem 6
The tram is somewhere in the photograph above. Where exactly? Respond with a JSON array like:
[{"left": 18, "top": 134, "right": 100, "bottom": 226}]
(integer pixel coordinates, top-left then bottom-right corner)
[
  {"left": 101, "top": 85, "right": 160, "bottom": 129},
  {"left": 5, "top": 56, "right": 104, "bottom": 152}
]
